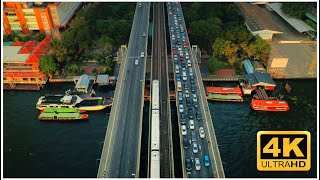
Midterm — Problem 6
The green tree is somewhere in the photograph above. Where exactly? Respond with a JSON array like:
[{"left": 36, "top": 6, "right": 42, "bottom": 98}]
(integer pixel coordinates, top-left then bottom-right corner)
[
  {"left": 68, "top": 64, "right": 80, "bottom": 75},
  {"left": 100, "top": 67, "right": 112, "bottom": 74},
  {"left": 282, "top": 3, "right": 309, "bottom": 18},
  {"left": 39, "top": 55, "right": 58, "bottom": 76}
]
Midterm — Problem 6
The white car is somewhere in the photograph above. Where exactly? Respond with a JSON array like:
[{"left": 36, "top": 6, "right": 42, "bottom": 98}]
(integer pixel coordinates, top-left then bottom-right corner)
[
  {"left": 192, "top": 94, "right": 197, "bottom": 102},
  {"left": 143, "top": 33, "right": 146, "bottom": 37},
  {"left": 195, "top": 158, "right": 201, "bottom": 171},
  {"left": 187, "top": 60, "right": 191, "bottom": 67},
  {"left": 138, "top": 3, "right": 142, "bottom": 7},
  {"left": 192, "top": 142, "right": 198, "bottom": 153},
  {"left": 172, "top": 35, "right": 175, "bottom": 40},
  {"left": 181, "top": 125, "right": 187, "bottom": 135},
  {"left": 185, "top": 90, "right": 190, "bottom": 98},
  {"left": 199, "top": 127, "right": 205, "bottom": 138},
  {"left": 189, "top": 120, "right": 194, "bottom": 130},
  {"left": 179, "top": 104, "right": 184, "bottom": 113},
  {"left": 135, "top": 59, "right": 139, "bottom": 65},
  {"left": 141, "top": 52, "right": 144, "bottom": 58}
]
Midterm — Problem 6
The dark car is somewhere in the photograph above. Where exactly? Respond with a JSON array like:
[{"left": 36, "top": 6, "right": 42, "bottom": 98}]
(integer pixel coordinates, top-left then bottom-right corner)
[
  {"left": 188, "top": 108, "right": 194, "bottom": 119},
  {"left": 196, "top": 109, "right": 201, "bottom": 121},
  {"left": 191, "top": 84, "right": 195, "bottom": 92},
  {"left": 181, "top": 113, "right": 186, "bottom": 125},
  {"left": 186, "top": 158, "right": 192, "bottom": 171},
  {"left": 186, "top": 98, "right": 192, "bottom": 106},
  {"left": 184, "top": 83, "right": 189, "bottom": 90},
  {"left": 183, "top": 138, "right": 189, "bottom": 149},
  {"left": 181, "top": 62, "right": 186, "bottom": 68},
  {"left": 190, "top": 76, "right": 195, "bottom": 84}
]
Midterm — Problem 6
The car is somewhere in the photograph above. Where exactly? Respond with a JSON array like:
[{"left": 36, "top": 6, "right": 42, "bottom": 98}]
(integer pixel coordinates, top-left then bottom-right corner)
[
  {"left": 179, "top": 104, "right": 184, "bottom": 113},
  {"left": 135, "top": 59, "right": 139, "bottom": 65},
  {"left": 143, "top": 33, "right": 146, "bottom": 37},
  {"left": 173, "top": 49, "right": 177, "bottom": 55},
  {"left": 178, "top": 45, "right": 182, "bottom": 51},
  {"left": 185, "top": 89, "right": 190, "bottom": 98},
  {"left": 195, "top": 158, "right": 201, "bottom": 170},
  {"left": 182, "top": 67, "right": 186, "bottom": 72},
  {"left": 181, "top": 61, "right": 186, "bottom": 68},
  {"left": 178, "top": 92, "right": 183, "bottom": 101},
  {"left": 141, "top": 52, "right": 144, "bottom": 58},
  {"left": 181, "top": 113, "right": 186, "bottom": 125},
  {"left": 138, "top": 3, "right": 142, "bottom": 7},
  {"left": 190, "top": 76, "right": 195, "bottom": 84},
  {"left": 186, "top": 54, "right": 190, "bottom": 59},
  {"left": 174, "top": 55, "right": 178, "bottom": 61},
  {"left": 189, "top": 120, "right": 194, "bottom": 130},
  {"left": 185, "top": 158, "right": 192, "bottom": 171},
  {"left": 191, "top": 84, "right": 195, "bottom": 92},
  {"left": 184, "top": 83, "right": 189, "bottom": 90},
  {"left": 186, "top": 98, "right": 192, "bottom": 106},
  {"left": 187, "top": 60, "right": 191, "bottom": 67},
  {"left": 204, "top": 156, "right": 210, "bottom": 167},
  {"left": 183, "top": 42, "right": 187, "bottom": 47},
  {"left": 192, "top": 94, "right": 197, "bottom": 102},
  {"left": 176, "top": 75, "right": 181, "bottom": 81},
  {"left": 196, "top": 109, "right": 201, "bottom": 120},
  {"left": 199, "top": 127, "right": 205, "bottom": 138},
  {"left": 181, "top": 125, "right": 187, "bottom": 135},
  {"left": 191, "top": 131, "right": 196, "bottom": 142},
  {"left": 172, "top": 35, "right": 175, "bottom": 40},
  {"left": 169, "top": 11, "right": 172, "bottom": 14},
  {"left": 192, "top": 142, "right": 198, "bottom": 153},
  {"left": 180, "top": 56, "right": 184, "bottom": 61},
  {"left": 188, "top": 108, "right": 194, "bottom": 119},
  {"left": 183, "top": 138, "right": 189, "bottom": 149}
]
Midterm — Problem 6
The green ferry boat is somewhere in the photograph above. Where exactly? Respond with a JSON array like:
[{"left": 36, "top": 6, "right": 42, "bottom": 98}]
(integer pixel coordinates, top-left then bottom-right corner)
[
  {"left": 41, "top": 107, "right": 85, "bottom": 113},
  {"left": 38, "top": 112, "right": 88, "bottom": 121}
]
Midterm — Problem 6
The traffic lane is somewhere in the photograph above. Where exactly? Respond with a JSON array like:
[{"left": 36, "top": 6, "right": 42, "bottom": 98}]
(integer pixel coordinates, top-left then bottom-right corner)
[
  {"left": 122, "top": 72, "right": 140, "bottom": 177},
  {"left": 114, "top": 59, "right": 135, "bottom": 177}
]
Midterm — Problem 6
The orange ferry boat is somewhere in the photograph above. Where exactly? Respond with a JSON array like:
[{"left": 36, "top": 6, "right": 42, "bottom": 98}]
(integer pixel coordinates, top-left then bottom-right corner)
[
  {"left": 250, "top": 99, "right": 290, "bottom": 111},
  {"left": 206, "top": 86, "right": 243, "bottom": 102}
]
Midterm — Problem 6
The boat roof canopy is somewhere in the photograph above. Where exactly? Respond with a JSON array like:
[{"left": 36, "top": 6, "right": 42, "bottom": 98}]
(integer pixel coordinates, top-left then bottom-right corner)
[
  {"left": 75, "top": 74, "right": 90, "bottom": 90},
  {"left": 245, "top": 72, "right": 276, "bottom": 86}
]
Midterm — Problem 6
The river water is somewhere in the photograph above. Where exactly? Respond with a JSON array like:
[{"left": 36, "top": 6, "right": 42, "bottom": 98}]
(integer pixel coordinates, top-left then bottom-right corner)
[{"left": 3, "top": 80, "right": 317, "bottom": 177}]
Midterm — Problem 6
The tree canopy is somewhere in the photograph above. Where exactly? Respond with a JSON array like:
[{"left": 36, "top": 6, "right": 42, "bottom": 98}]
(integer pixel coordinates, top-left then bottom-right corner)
[
  {"left": 39, "top": 55, "right": 58, "bottom": 75},
  {"left": 282, "top": 3, "right": 309, "bottom": 18}
]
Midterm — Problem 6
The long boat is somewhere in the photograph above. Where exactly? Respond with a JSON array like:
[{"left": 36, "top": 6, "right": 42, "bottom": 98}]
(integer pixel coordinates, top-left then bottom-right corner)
[
  {"left": 250, "top": 99, "right": 290, "bottom": 111},
  {"left": 41, "top": 107, "right": 85, "bottom": 113},
  {"left": 36, "top": 95, "right": 113, "bottom": 111},
  {"left": 76, "top": 97, "right": 113, "bottom": 111},
  {"left": 38, "top": 112, "right": 88, "bottom": 121},
  {"left": 206, "top": 86, "right": 243, "bottom": 102}
]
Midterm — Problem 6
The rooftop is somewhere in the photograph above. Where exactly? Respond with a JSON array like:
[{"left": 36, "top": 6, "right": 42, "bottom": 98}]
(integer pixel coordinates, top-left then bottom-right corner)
[
  {"left": 268, "top": 3, "right": 316, "bottom": 33},
  {"left": 245, "top": 72, "right": 276, "bottom": 86},
  {"left": 237, "top": 2, "right": 282, "bottom": 33},
  {"left": 3, "top": 46, "right": 30, "bottom": 63}
]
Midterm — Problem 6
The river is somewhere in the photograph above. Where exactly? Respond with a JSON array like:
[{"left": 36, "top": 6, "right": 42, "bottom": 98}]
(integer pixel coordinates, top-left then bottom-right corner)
[{"left": 3, "top": 80, "right": 317, "bottom": 177}]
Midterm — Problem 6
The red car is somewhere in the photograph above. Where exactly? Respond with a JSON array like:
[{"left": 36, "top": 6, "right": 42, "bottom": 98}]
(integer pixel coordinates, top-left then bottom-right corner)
[
  {"left": 183, "top": 42, "right": 187, "bottom": 47},
  {"left": 173, "top": 50, "right": 177, "bottom": 55}
]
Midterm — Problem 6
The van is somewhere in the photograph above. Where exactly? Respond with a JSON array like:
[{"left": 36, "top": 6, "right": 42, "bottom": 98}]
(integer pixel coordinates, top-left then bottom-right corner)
[
  {"left": 189, "top": 68, "right": 193, "bottom": 76},
  {"left": 175, "top": 65, "right": 179, "bottom": 73}
]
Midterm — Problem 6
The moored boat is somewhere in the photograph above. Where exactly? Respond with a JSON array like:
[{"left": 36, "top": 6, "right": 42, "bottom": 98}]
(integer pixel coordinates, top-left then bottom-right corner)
[
  {"left": 206, "top": 86, "right": 243, "bottom": 102},
  {"left": 76, "top": 97, "right": 113, "bottom": 111},
  {"left": 38, "top": 112, "right": 88, "bottom": 121},
  {"left": 250, "top": 99, "right": 290, "bottom": 111},
  {"left": 36, "top": 95, "right": 113, "bottom": 111},
  {"left": 41, "top": 107, "right": 85, "bottom": 113}
]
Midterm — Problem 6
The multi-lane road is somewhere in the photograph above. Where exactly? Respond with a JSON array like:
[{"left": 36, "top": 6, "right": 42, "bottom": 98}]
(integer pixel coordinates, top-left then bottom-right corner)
[
  {"left": 97, "top": 2, "right": 150, "bottom": 178},
  {"left": 166, "top": 2, "right": 224, "bottom": 178}
]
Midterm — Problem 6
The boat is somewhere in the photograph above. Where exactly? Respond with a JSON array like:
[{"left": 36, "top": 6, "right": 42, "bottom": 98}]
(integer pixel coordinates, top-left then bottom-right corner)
[
  {"left": 206, "top": 86, "right": 243, "bottom": 102},
  {"left": 76, "top": 97, "right": 113, "bottom": 111},
  {"left": 36, "top": 95, "right": 113, "bottom": 111},
  {"left": 41, "top": 107, "right": 85, "bottom": 113},
  {"left": 250, "top": 89, "right": 290, "bottom": 111},
  {"left": 36, "top": 95, "right": 83, "bottom": 110},
  {"left": 250, "top": 99, "right": 290, "bottom": 111},
  {"left": 38, "top": 112, "right": 88, "bottom": 121}
]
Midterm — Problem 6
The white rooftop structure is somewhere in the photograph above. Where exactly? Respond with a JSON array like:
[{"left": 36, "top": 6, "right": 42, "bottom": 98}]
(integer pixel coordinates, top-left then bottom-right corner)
[
  {"left": 3, "top": 46, "right": 30, "bottom": 63},
  {"left": 75, "top": 74, "right": 90, "bottom": 93},
  {"left": 268, "top": 3, "right": 316, "bottom": 33}
]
